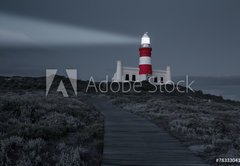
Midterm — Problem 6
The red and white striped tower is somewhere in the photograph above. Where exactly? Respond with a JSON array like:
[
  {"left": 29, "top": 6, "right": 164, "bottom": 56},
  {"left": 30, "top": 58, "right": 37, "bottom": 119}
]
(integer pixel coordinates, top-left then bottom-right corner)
[{"left": 139, "top": 32, "right": 152, "bottom": 81}]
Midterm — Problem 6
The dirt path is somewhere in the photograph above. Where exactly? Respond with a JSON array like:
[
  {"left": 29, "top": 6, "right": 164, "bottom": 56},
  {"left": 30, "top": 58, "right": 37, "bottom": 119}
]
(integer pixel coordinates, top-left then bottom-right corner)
[{"left": 88, "top": 96, "right": 208, "bottom": 166}]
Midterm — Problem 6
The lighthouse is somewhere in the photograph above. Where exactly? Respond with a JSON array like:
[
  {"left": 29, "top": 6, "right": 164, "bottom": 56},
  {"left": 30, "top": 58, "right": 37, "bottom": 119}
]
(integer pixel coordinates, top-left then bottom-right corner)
[
  {"left": 139, "top": 32, "right": 152, "bottom": 81},
  {"left": 112, "top": 32, "right": 171, "bottom": 84}
]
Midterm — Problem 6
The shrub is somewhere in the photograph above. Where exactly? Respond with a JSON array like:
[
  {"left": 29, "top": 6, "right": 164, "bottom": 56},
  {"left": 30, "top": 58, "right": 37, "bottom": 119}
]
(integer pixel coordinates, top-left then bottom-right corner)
[{"left": 0, "top": 92, "right": 103, "bottom": 166}]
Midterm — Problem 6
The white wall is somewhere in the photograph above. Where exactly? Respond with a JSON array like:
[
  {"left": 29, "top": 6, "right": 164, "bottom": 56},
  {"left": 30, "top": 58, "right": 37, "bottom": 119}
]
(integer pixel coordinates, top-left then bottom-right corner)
[{"left": 112, "top": 64, "right": 171, "bottom": 84}]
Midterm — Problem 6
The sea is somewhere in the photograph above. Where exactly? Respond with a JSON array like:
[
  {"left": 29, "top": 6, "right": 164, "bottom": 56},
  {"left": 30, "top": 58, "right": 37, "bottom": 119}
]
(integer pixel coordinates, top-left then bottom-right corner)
[{"left": 173, "top": 76, "right": 240, "bottom": 102}]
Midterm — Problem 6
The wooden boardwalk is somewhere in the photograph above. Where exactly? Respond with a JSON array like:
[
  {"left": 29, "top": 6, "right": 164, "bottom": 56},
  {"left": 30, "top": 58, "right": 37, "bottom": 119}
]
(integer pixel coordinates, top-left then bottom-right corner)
[{"left": 89, "top": 96, "right": 209, "bottom": 166}]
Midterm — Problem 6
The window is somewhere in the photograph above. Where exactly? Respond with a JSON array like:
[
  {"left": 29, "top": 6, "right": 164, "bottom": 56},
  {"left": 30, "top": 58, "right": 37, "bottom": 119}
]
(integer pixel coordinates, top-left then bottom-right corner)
[
  {"left": 125, "top": 74, "right": 129, "bottom": 81},
  {"left": 160, "top": 77, "right": 164, "bottom": 83},
  {"left": 154, "top": 77, "right": 158, "bottom": 83},
  {"left": 132, "top": 75, "right": 136, "bottom": 81}
]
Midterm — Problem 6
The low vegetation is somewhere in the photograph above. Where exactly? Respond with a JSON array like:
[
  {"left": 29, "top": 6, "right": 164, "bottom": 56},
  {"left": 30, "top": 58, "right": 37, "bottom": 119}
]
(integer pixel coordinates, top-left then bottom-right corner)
[
  {"left": 0, "top": 91, "right": 104, "bottom": 166},
  {"left": 108, "top": 92, "right": 240, "bottom": 164}
]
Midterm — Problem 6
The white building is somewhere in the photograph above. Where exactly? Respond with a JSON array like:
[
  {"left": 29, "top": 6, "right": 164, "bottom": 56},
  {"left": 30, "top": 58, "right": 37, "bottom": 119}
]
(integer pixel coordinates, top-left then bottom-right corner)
[{"left": 112, "top": 32, "right": 171, "bottom": 84}]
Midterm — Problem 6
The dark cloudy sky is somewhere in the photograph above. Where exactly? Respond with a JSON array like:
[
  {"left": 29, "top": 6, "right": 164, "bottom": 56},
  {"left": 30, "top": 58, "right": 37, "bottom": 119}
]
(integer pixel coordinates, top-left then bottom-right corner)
[{"left": 0, "top": 0, "right": 239, "bottom": 80}]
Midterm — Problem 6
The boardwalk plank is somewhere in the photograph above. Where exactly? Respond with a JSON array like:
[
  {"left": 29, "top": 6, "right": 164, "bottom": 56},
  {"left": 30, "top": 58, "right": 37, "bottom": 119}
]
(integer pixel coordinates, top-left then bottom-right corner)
[{"left": 88, "top": 96, "right": 209, "bottom": 166}]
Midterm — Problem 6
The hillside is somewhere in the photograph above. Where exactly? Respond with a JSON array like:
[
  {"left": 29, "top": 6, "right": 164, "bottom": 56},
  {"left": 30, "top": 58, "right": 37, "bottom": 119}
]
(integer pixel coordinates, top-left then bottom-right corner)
[{"left": 0, "top": 76, "right": 104, "bottom": 166}]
